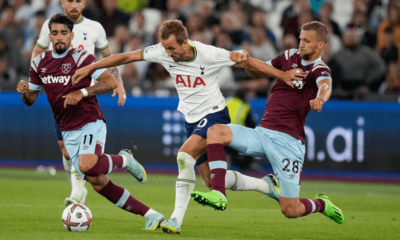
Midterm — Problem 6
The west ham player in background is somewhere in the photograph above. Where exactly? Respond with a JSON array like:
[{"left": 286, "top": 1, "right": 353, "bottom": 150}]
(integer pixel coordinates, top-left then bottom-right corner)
[
  {"left": 17, "top": 14, "right": 165, "bottom": 230},
  {"left": 72, "top": 20, "right": 303, "bottom": 233},
  {"left": 193, "top": 21, "right": 344, "bottom": 224},
  {"left": 31, "top": 0, "right": 126, "bottom": 207}
]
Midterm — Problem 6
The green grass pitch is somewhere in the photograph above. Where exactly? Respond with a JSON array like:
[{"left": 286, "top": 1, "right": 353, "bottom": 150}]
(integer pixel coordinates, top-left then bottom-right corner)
[{"left": 1, "top": 168, "right": 399, "bottom": 240}]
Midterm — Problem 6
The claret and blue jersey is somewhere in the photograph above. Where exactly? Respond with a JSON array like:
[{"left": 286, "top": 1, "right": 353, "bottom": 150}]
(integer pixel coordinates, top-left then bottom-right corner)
[{"left": 262, "top": 48, "right": 332, "bottom": 142}]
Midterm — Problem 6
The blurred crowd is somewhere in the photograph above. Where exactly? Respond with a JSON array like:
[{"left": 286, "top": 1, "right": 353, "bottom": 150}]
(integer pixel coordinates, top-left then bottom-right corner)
[{"left": 1, "top": 0, "right": 400, "bottom": 101}]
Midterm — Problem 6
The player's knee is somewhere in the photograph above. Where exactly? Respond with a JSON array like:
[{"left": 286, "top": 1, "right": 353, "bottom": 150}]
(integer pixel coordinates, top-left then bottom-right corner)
[
  {"left": 79, "top": 158, "right": 98, "bottom": 174},
  {"left": 281, "top": 206, "right": 299, "bottom": 218}
]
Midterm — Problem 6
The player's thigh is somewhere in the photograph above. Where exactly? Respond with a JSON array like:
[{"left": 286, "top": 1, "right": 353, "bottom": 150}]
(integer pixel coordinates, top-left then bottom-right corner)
[
  {"left": 79, "top": 120, "right": 107, "bottom": 156},
  {"left": 259, "top": 128, "right": 305, "bottom": 198},
  {"left": 227, "top": 124, "right": 266, "bottom": 158},
  {"left": 179, "top": 134, "right": 207, "bottom": 160},
  {"left": 63, "top": 120, "right": 107, "bottom": 179},
  {"left": 182, "top": 107, "right": 231, "bottom": 158}
]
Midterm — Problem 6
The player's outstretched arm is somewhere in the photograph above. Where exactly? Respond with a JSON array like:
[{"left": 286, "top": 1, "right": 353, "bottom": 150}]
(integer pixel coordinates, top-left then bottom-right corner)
[
  {"left": 230, "top": 51, "right": 268, "bottom": 79},
  {"left": 17, "top": 81, "right": 39, "bottom": 106},
  {"left": 310, "top": 78, "right": 332, "bottom": 112},
  {"left": 100, "top": 47, "right": 126, "bottom": 106},
  {"left": 63, "top": 71, "right": 117, "bottom": 108},
  {"left": 72, "top": 50, "right": 143, "bottom": 85},
  {"left": 230, "top": 52, "right": 305, "bottom": 88}
]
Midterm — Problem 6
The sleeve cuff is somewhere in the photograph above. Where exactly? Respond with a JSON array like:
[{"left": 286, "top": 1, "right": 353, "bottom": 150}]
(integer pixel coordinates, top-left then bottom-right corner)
[
  {"left": 316, "top": 76, "right": 332, "bottom": 83},
  {"left": 36, "top": 42, "right": 48, "bottom": 49},
  {"left": 91, "top": 68, "right": 107, "bottom": 80},
  {"left": 97, "top": 43, "right": 109, "bottom": 51},
  {"left": 29, "top": 82, "right": 42, "bottom": 91},
  {"left": 266, "top": 61, "right": 273, "bottom": 67}
]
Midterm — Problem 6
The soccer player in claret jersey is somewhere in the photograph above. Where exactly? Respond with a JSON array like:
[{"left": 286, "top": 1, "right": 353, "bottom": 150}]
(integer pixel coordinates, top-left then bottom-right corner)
[
  {"left": 72, "top": 20, "right": 303, "bottom": 233},
  {"left": 31, "top": 0, "right": 126, "bottom": 207},
  {"left": 17, "top": 14, "right": 165, "bottom": 230},
  {"left": 192, "top": 21, "right": 344, "bottom": 224}
]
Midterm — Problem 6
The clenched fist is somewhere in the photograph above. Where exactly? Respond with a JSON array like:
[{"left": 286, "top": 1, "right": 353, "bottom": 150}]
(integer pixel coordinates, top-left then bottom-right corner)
[
  {"left": 16, "top": 80, "right": 29, "bottom": 94},
  {"left": 310, "top": 98, "right": 324, "bottom": 112},
  {"left": 230, "top": 50, "right": 248, "bottom": 63}
]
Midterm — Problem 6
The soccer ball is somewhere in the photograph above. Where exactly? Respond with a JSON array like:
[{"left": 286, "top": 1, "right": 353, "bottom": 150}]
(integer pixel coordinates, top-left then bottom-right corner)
[{"left": 61, "top": 203, "right": 93, "bottom": 232}]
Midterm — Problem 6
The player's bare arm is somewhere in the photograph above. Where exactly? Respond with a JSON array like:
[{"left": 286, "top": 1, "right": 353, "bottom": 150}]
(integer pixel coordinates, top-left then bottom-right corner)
[
  {"left": 17, "top": 81, "right": 40, "bottom": 106},
  {"left": 63, "top": 71, "right": 117, "bottom": 108},
  {"left": 310, "top": 78, "right": 332, "bottom": 112},
  {"left": 72, "top": 50, "right": 142, "bottom": 85},
  {"left": 100, "top": 47, "right": 126, "bottom": 106},
  {"left": 230, "top": 50, "right": 265, "bottom": 78},
  {"left": 230, "top": 51, "right": 305, "bottom": 88},
  {"left": 31, "top": 45, "right": 47, "bottom": 62}
]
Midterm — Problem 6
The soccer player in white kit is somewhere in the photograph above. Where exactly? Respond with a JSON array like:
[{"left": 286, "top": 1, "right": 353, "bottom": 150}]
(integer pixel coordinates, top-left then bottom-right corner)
[
  {"left": 72, "top": 20, "right": 301, "bottom": 234},
  {"left": 30, "top": 0, "right": 126, "bottom": 207}
]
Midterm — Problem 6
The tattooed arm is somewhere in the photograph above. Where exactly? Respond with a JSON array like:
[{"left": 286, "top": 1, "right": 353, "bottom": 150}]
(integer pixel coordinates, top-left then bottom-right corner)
[
  {"left": 100, "top": 47, "right": 126, "bottom": 106},
  {"left": 62, "top": 71, "right": 117, "bottom": 108}
]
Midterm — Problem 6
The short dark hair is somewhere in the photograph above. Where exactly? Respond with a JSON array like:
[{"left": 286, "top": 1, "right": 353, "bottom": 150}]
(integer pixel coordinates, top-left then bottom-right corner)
[
  {"left": 301, "top": 21, "right": 328, "bottom": 43},
  {"left": 159, "top": 20, "right": 188, "bottom": 45},
  {"left": 48, "top": 14, "right": 74, "bottom": 32}
]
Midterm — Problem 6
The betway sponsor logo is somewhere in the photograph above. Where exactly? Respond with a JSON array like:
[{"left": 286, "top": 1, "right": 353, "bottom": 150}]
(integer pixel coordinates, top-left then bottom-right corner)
[
  {"left": 41, "top": 75, "right": 70, "bottom": 85},
  {"left": 291, "top": 80, "right": 306, "bottom": 89}
]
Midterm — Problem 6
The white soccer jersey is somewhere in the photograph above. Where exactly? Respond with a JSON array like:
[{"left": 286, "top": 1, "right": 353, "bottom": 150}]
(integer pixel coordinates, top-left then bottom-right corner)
[
  {"left": 36, "top": 16, "right": 108, "bottom": 55},
  {"left": 142, "top": 40, "right": 236, "bottom": 123}
]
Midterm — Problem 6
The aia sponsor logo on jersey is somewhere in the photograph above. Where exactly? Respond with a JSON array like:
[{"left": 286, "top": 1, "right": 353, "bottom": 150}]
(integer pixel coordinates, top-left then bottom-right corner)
[
  {"left": 291, "top": 63, "right": 298, "bottom": 68},
  {"left": 176, "top": 75, "right": 206, "bottom": 88},
  {"left": 62, "top": 63, "right": 71, "bottom": 74},
  {"left": 41, "top": 75, "right": 71, "bottom": 85}
]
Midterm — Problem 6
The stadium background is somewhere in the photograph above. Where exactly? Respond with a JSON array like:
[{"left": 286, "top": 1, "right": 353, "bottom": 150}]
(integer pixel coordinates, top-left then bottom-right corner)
[{"left": 0, "top": 0, "right": 399, "bottom": 182}]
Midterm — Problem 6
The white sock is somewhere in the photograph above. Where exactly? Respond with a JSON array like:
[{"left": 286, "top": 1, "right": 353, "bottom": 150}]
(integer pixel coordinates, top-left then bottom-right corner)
[
  {"left": 225, "top": 170, "right": 270, "bottom": 194},
  {"left": 171, "top": 152, "right": 196, "bottom": 226},
  {"left": 70, "top": 164, "right": 87, "bottom": 202},
  {"left": 62, "top": 156, "right": 72, "bottom": 183},
  {"left": 144, "top": 208, "right": 157, "bottom": 218},
  {"left": 120, "top": 155, "right": 127, "bottom": 168}
]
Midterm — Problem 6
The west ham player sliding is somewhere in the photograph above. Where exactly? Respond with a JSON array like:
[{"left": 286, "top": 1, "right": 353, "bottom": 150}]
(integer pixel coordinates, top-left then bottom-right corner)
[
  {"left": 192, "top": 21, "right": 344, "bottom": 224},
  {"left": 31, "top": 0, "right": 126, "bottom": 207},
  {"left": 72, "top": 20, "right": 303, "bottom": 233},
  {"left": 17, "top": 14, "right": 165, "bottom": 230}
]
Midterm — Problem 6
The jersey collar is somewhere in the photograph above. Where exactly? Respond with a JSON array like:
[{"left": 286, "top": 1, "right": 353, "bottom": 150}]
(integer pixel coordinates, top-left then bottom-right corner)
[
  {"left": 52, "top": 48, "right": 71, "bottom": 58},
  {"left": 182, "top": 41, "right": 197, "bottom": 62},
  {"left": 301, "top": 57, "right": 321, "bottom": 66},
  {"left": 75, "top": 16, "right": 84, "bottom": 24}
]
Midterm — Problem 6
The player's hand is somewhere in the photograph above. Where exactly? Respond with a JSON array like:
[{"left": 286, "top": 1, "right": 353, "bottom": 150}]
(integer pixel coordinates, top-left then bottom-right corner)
[
  {"left": 72, "top": 67, "right": 91, "bottom": 85},
  {"left": 281, "top": 68, "right": 306, "bottom": 88},
  {"left": 62, "top": 90, "right": 83, "bottom": 108},
  {"left": 112, "top": 83, "right": 126, "bottom": 106},
  {"left": 16, "top": 80, "right": 29, "bottom": 94},
  {"left": 310, "top": 98, "right": 324, "bottom": 112},
  {"left": 230, "top": 51, "right": 248, "bottom": 63}
]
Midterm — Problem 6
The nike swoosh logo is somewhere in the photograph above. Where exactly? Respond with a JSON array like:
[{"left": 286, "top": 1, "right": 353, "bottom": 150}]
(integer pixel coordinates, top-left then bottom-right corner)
[
  {"left": 170, "top": 65, "right": 177, "bottom": 68},
  {"left": 134, "top": 176, "right": 143, "bottom": 182}
]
